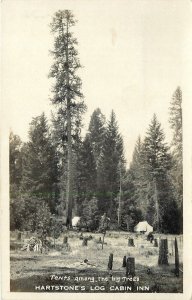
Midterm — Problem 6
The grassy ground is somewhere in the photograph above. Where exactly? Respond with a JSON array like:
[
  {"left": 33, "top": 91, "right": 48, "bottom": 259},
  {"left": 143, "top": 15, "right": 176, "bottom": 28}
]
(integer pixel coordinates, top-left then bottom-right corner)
[{"left": 10, "top": 231, "right": 183, "bottom": 293}]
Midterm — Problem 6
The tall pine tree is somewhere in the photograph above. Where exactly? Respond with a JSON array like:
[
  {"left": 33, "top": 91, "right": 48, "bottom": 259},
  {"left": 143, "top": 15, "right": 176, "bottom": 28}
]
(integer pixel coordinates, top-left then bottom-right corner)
[
  {"left": 49, "top": 10, "right": 86, "bottom": 227},
  {"left": 169, "top": 87, "right": 183, "bottom": 210},
  {"left": 20, "top": 113, "right": 58, "bottom": 213},
  {"left": 76, "top": 134, "right": 97, "bottom": 214},
  {"left": 142, "top": 115, "right": 177, "bottom": 232},
  {"left": 98, "top": 110, "right": 125, "bottom": 223},
  {"left": 88, "top": 108, "right": 106, "bottom": 168}
]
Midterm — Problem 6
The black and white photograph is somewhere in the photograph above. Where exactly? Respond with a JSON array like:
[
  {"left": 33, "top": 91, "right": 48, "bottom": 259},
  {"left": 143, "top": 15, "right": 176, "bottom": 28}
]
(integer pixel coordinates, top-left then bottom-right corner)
[{"left": 1, "top": 0, "right": 192, "bottom": 299}]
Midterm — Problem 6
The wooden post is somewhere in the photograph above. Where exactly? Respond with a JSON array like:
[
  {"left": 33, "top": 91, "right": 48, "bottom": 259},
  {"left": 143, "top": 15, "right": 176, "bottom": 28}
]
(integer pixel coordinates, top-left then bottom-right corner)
[
  {"left": 108, "top": 253, "right": 113, "bottom": 270},
  {"left": 126, "top": 257, "right": 135, "bottom": 276},
  {"left": 122, "top": 256, "right": 126, "bottom": 267},
  {"left": 63, "top": 236, "right": 68, "bottom": 244},
  {"left": 128, "top": 238, "right": 135, "bottom": 247},
  {"left": 154, "top": 239, "right": 158, "bottom": 247},
  {"left": 102, "top": 232, "right": 106, "bottom": 250},
  {"left": 82, "top": 238, "right": 88, "bottom": 246},
  {"left": 175, "top": 238, "right": 179, "bottom": 277},
  {"left": 158, "top": 239, "right": 168, "bottom": 265}
]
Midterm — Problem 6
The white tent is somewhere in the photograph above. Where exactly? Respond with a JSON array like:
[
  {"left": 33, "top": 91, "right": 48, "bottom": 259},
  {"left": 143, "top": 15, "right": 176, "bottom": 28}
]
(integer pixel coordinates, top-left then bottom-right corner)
[
  {"left": 134, "top": 221, "right": 153, "bottom": 234},
  {"left": 72, "top": 216, "right": 81, "bottom": 227}
]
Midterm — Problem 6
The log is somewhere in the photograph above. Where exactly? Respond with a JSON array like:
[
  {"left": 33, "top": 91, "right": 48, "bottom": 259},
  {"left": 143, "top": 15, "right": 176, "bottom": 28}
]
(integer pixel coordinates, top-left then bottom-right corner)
[
  {"left": 108, "top": 253, "right": 113, "bottom": 270},
  {"left": 175, "top": 238, "right": 179, "bottom": 277},
  {"left": 126, "top": 257, "right": 135, "bottom": 276},
  {"left": 82, "top": 238, "right": 88, "bottom": 246},
  {"left": 128, "top": 238, "right": 135, "bottom": 247},
  {"left": 158, "top": 239, "right": 168, "bottom": 265},
  {"left": 154, "top": 239, "right": 158, "bottom": 247},
  {"left": 122, "top": 255, "right": 126, "bottom": 267}
]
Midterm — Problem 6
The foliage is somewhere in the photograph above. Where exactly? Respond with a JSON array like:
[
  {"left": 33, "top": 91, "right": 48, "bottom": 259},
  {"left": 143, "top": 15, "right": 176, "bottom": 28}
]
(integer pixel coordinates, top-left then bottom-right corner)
[
  {"left": 49, "top": 10, "right": 86, "bottom": 227},
  {"left": 88, "top": 108, "right": 106, "bottom": 168},
  {"left": 81, "top": 197, "right": 100, "bottom": 231},
  {"left": 169, "top": 87, "right": 183, "bottom": 214},
  {"left": 9, "top": 132, "right": 23, "bottom": 198},
  {"left": 97, "top": 110, "right": 125, "bottom": 221},
  {"left": 20, "top": 113, "right": 59, "bottom": 213}
]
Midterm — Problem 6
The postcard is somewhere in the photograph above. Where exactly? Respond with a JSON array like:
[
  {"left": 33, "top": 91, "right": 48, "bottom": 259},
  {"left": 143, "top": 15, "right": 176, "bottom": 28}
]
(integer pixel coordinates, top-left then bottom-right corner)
[{"left": 1, "top": 0, "right": 192, "bottom": 299}]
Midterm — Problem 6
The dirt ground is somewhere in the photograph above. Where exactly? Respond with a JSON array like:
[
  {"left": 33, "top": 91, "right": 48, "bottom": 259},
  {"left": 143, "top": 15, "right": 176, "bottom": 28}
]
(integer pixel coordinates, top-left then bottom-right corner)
[{"left": 10, "top": 231, "right": 183, "bottom": 293}]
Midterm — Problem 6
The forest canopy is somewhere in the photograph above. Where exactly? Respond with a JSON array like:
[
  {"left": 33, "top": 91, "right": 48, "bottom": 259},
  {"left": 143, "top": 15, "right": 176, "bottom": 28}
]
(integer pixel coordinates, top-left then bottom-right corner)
[{"left": 9, "top": 10, "right": 183, "bottom": 235}]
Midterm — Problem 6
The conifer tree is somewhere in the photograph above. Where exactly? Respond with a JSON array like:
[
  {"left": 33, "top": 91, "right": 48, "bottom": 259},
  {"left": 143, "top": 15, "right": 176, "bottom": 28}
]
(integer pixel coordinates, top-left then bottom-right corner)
[
  {"left": 142, "top": 115, "right": 174, "bottom": 232},
  {"left": 21, "top": 113, "right": 58, "bottom": 212},
  {"left": 98, "top": 110, "right": 125, "bottom": 222},
  {"left": 49, "top": 10, "right": 86, "bottom": 227},
  {"left": 76, "top": 135, "right": 97, "bottom": 214},
  {"left": 9, "top": 132, "right": 23, "bottom": 199},
  {"left": 169, "top": 87, "right": 183, "bottom": 211},
  {"left": 81, "top": 196, "right": 99, "bottom": 231},
  {"left": 88, "top": 108, "right": 106, "bottom": 168}
]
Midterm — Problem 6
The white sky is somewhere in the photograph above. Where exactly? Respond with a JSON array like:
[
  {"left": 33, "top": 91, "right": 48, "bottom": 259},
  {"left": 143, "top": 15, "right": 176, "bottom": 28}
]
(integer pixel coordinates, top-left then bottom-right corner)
[{"left": 2, "top": 0, "right": 192, "bottom": 165}]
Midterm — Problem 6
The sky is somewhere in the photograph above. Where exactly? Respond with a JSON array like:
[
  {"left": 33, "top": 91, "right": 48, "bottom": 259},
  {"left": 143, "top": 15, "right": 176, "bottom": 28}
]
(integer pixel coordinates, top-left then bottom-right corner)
[{"left": 2, "top": 0, "right": 192, "bottom": 166}]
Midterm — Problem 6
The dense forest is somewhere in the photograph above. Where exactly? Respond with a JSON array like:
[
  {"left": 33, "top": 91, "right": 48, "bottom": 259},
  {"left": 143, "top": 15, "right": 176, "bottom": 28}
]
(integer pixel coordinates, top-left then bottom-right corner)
[{"left": 9, "top": 10, "right": 183, "bottom": 235}]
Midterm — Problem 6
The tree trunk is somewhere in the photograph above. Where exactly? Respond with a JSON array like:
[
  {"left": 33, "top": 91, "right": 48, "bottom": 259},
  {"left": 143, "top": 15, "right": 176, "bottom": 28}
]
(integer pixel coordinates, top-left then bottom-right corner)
[
  {"left": 102, "top": 232, "right": 105, "bottom": 250},
  {"left": 122, "top": 255, "right": 126, "bottom": 267},
  {"left": 154, "top": 238, "right": 158, "bottom": 247},
  {"left": 118, "top": 162, "right": 122, "bottom": 227},
  {"left": 128, "top": 238, "right": 135, "bottom": 247},
  {"left": 108, "top": 253, "right": 113, "bottom": 270},
  {"left": 63, "top": 236, "right": 68, "bottom": 244},
  {"left": 17, "top": 232, "right": 21, "bottom": 241},
  {"left": 154, "top": 179, "right": 160, "bottom": 232},
  {"left": 65, "top": 18, "right": 73, "bottom": 229},
  {"left": 175, "top": 238, "right": 179, "bottom": 277},
  {"left": 126, "top": 257, "right": 135, "bottom": 276},
  {"left": 158, "top": 239, "right": 168, "bottom": 265}
]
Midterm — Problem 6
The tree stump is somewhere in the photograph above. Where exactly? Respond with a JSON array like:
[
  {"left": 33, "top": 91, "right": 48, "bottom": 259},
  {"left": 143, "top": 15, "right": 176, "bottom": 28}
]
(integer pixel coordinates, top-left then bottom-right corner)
[
  {"left": 82, "top": 238, "right": 88, "bottom": 246},
  {"left": 63, "top": 236, "right": 68, "bottom": 244},
  {"left": 126, "top": 257, "right": 135, "bottom": 276},
  {"left": 175, "top": 238, "right": 179, "bottom": 277},
  {"left": 108, "top": 253, "right": 113, "bottom": 270},
  {"left": 154, "top": 239, "right": 158, "bottom": 247},
  {"left": 158, "top": 239, "right": 168, "bottom": 265},
  {"left": 17, "top": 232, "right": 22, "bottom": 241},
  {"left": 128, "top": 238, "right": 135, "bottom": 247},
  {"left": 122, "top": 255, "right": 126, "bottom": 267}
]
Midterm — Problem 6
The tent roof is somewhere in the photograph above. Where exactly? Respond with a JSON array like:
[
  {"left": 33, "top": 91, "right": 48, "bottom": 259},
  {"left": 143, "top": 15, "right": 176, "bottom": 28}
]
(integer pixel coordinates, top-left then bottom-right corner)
[
  {"left": 134, "top": 221, "right": 153, "bottom": 231},
  {"left": 72, "top": 216, "right": 81, "bottom": 226}
]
